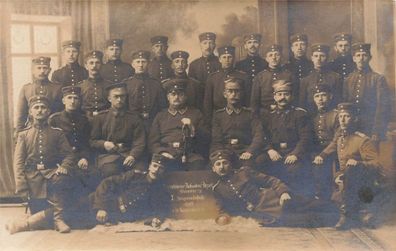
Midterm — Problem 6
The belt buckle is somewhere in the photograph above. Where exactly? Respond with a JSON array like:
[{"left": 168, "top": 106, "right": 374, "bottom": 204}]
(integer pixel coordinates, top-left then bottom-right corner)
[
  {"left": 93, "top": 111, "right": 99, "bottom": 116},
  {"left": 172, "top": 142, "right": 180, "bottom": 148},
  {"left": 280, "top": 143, "right": 287, "bottom": 149},
  {"left": 142, "top": 112, "right": 149, "bottom": 119},
  {"left": 37, "top": 163, "right": 45, "bottom": 170},
  {"left": 230, "top": 139, "right": 239, "bottom": 145}
]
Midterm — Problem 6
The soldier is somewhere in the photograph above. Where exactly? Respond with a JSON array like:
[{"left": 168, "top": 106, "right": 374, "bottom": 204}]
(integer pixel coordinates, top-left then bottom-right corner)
[
  {"left": 90, "top": 83, "right": 146, "bottom": 178},
  {"left": 12, "top": 95, "right": 74, "bottom": 233},
  {"left": 250, "top": 44, "right": 293, "bottom": 117},
  {"left": 149, "top": 80, "right": 209, "bottom": 171},
  {"left": 91, "top": 153, "right": 171, "bottom": 227},
  {"left": 100, "top": 39, "right": 134, "bottom": 83},
  {"left": 203, "top": 46, "right": 250, "bottom": 123},
  {"left": 48, "top": 86, "right": 98, "bottom": 193},
  {"left": 169, "top": 50, "right": 204, "bottom": 110},
  {"left": 299, "top": 43, "right": 342, "bottom": 114},
  {"left": 328, "top": 33, "right": 355, "bottom": 80},
  {"left": 78, "top": 50, "right": 111, "bottom": 121},
  {"left": 284, "top": 34, "right": 314, "bottom": 82},
  {"left": 310, "top": 84, "right": 339, "bottom": 200},
  {"left": 211, "top": 77, "right": 265, "bottom": 167},
  {"left": 188, "top": 32, "right": 221, "bottom": 83},
  {"left": 51, "top": 40, "right": 88, "bottom": 86},
  {"left": 259, "top": 80, "right": 313, "bottom": 195},
  {"left": 15, "top": 56, "right": 62, "bottom": 134},
  {"left": 147, "top": 36, "right": 173, "bottom": 81},
  {"left": 235, "top": 33, "right": 268, "bottom": 81},
  {"left": 125, "top": 50, "right": 167, "bottom": 129},
  {"left": 343, "top": 43, "right": 391, "bottom": 141},
  {"left": 314, "top": 103, "right": 384, "bottom": 229}
]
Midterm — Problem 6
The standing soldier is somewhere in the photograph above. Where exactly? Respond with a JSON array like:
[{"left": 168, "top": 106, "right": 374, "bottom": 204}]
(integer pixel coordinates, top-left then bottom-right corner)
[
  {"left": 299, "top": 44, "right": 342, "bottom": 114},
  {"left": 12, "top": 95, "right": 74, "bottom": 233},
  {"left": 314, "top": 103, "right": 384, "bottom": 229},
  {"left": 51, "top": 40, "right": 88, "bottom": 86},
  {"left": 328, "top": 33, "right": 355, "bottom": 81},
  {"left": 203, "top": 46, "right": 250, "bottom": 123},
  {"left": 78, "top": 50, "right": 111, "bottom": 121},
  {"left": 250, "top": 44, "right": 293, "bottom": 117},
  {"left": 169, "top": 50, "right": 203, "bottom": 110},
  {"left": 285, "top": 34, "right": 313, "bottom": 83},
  {"left": 188, "top": 32, "right": 221, "bottom": 83},
  {"left": 149, "top": 80, "right": 209, "bottom": 171},
  {"left": 90, "top": 83, "right": 146, "bottom": 178},
  {"left": 147, "top": 36, "right": 173, "bottom": 82},
  {"left": 259, "top": 80, "right": 313, "bottom": 195},
  {"left": 211, "top": 77, "right": 265, "bottom": 167},
  {"left": 125, "top": 50, "right": 167, "bottom": 129},
  {"left": 15, "top": 56, "right": 62, "bottom": 134},
  {"left": 235, "top": 33, "right": 268, "bottom": 81},
  {"left": 100, "top": 39, "right": 134, "bottom": 83},
  {"left": 343, "top": 43, "right": 391, "bottom": 141}
]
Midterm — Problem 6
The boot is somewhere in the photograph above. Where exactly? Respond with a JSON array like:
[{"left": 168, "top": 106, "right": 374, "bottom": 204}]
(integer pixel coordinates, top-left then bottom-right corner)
[
  {"left": 49, "top": 199, "right": 71, "bottom": 233},
  {"left": 335, "top": 204, "right": 357, "bottom": 230},
  {"left": 6, "top": 209, "right": 51, "bottom": 234},
  {"left": 5, "top": 219, "right": 28, "bottom": 234},
  {"left": 360, "top": 211, "right": 376, "bottom": 229}
]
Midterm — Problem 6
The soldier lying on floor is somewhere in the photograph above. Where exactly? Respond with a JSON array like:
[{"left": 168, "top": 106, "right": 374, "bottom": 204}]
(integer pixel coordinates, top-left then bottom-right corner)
[{"left": 210, "top": 150, "right": 338, "bottom": 227}]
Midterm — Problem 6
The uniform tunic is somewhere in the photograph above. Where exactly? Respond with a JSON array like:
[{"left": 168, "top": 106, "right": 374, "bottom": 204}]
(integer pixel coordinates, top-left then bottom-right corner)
[
  {"left": 312, "top": 109, "right": 338, "bottom": 150},
  {"left": 188, "top": 54, "right": 221, "bottom": 83},
  {"left": 235, "top": 55, "right": 268, "bottom": 81},
  {"left": 147, "top": 56, "right": 173, "bottom": 81},
  {"left": 51, "top": 63, "right": 88, "bottom": 86},
  {"left": 284, "top": 57, "right": 314, "bottom": 81},
  {"left": 172, "top": 73, "right": 204, "bottom": 111},
  {"left": 78, "top": 77, "right": 111, "bottom": 119},
  {"left": 100, "top": 59, "right": 134, "bottom": 83},
  {"left": 328, "top": 55, "right": 355, "bottom": 81}
]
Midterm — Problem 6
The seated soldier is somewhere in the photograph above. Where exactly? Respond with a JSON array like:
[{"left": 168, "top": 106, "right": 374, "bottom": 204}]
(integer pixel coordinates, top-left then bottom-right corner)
[
  {"left": 10, "top": 95, "right": 74, "bottom": 234},
  {"left": 310, "top": 84, "right": 339, "bottom": 200},
  {"left": 210, "top": 77, "right": 265, "bottom": 167},
  {"left": 90, "top": 82, "right": 146, "bottom": 178},
  {"left": 211, "top": 151, "right": 338, "bottom": 227},
  {"left": 314, "top": 103, "right": 385, "bottom": 230},
  {"left": 149, "top": 79, "right": 210, "bottom": 171}
]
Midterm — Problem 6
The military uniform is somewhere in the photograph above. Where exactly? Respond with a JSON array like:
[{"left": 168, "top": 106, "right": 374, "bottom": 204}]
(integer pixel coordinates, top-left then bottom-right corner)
[
  {"left": 235, "top": 55, "right": 268, "bottom": 81},
  {"left": 328, "top": 33, "right": 355, "bottom": 80},
  {"left": 284, "top": 57, "right": 313, "bottom": 82},
  {"left": 51, "top": 63, "right": 88, "bottom": 87},
  {"left": 78, "top": 77, "right": 111, "bottom": 120},
  {"left": 170, "top": 74, "right": 204, "bottom": 111},
  {"left": 100, "top": 59, "right": 134, "bottom": 84},
  {"left": 188, "top": 54, "right": 221, "bottom": 83},
  {"left": 90, "top": 108, "right": 146, "bottom": 177},
  {"left": 147, "top": 56, "right": 173, "bottom": 81},
  {"left": 211, "top": 107, "right": 264, "bottom": 167}
]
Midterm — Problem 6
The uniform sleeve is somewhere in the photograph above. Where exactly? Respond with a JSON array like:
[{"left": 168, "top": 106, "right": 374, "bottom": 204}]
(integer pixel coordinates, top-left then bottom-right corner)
[
  {"left": 290, "top": 112, "right": 313, "bottom": 158},
  {"left": 187, "top": 62, "right": 196, "bottom": 80},
  {"left": 194, "top": 110, "right": 211, "bottom": 147},
  {"left": 91, "top": 174, "right": 125, "bottom": 211},
  {"left": 58, "top": 131, "right": 75, "bottom": 170},
  {"left": 79, "top": 119, "right": 92, "bottom": 160},
  {"left": 250, "top": 168, "right": 290, "bottom": 197},
  {"left": 148, "top": 114, "right": 168, "bottom": 154},
  {"left": 51, "top": 70, "right": 61, "bottom": 85},
  {"left": 203, "top": 77, "right": 214, "bottom": 123},
  {"left": 16, "top": 87, "right": 28, "bottom": 132},
  {"left": 246, "top": 116, "right": 264, "bottom": 155},
  {"left": 373, "top": 75, "right": 391, "bottom": 138},
  {"left": 298, "top": 78, "right": 308, "bottom": 108},
  {"left": 210, "top": 114, "right": 224, "bottom": 153},
  {"left": 250, "top": 76, "right": 261, "bottom": 118},
  {"left": 129, "top": 117, "right": 146, "bottom": 159},
  {"left": 319, "top": 130, "right": 339, "bottom": 159},
  {"left": 332, "top": 73, "right": 343, "bottom": 105},
  {"left": 360, "top": 139, "right": 382, "bottom": 170},
  {"left": 89, "top": 115, "right": 106, "bottom": 150},
  {"left": 13, "top": 133, "right": 28, "bottom": 194},
  {"left": 242, "top": 75, "right": 252, "bottom": 107}
]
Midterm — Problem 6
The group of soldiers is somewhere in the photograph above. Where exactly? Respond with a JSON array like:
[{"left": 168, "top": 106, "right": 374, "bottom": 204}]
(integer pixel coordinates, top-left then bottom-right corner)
[{"left": 7, "top": 31, "right": 391, "bottom": 234}]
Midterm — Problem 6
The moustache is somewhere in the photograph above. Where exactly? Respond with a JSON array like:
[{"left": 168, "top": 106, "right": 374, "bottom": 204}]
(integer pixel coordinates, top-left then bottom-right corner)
[{"left": 278, "top": 99, "right": 287, "bottom": 103}]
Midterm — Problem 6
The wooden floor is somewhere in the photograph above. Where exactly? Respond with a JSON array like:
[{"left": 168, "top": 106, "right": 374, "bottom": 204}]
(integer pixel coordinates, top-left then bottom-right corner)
[{"left": 1, "top": 206, "right": 396, "bottom": 251}]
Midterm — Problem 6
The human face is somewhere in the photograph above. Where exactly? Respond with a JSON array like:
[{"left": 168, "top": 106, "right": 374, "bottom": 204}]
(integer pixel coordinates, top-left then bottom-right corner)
[
  {"left": 85, "top": 58, "right": 102, "bottom": 77},
  {"left": 108, "top": 87, "right": 127, "bottom": 110},
  {"left": 167, "top": 90, "right": 187, "bottom": 109},
  {"left": 311, "top": 51, "right": 328, "bottom": 70},
  {"left": 313, "top": 92, "right": 331, "bottom": 111},
  {"left": 274, "top": 91, "right": 292, "bottom": 108},
  {"left": 338, "top": 111, "right": 354, "bottom": 130},
  {"left": 334, "top": 40, "right": 351, "bottom": 57},
  {"left": 353, "top": 51, "right": 371, "bottom": 70},
  {"left": 265, "top": 51, "right": 281, "bottom": 69},
  {"left": 200, "top": 40, "right": 216, "bottom": 57},
  {"left": 32, "top": 65, "right": 51, "bottom": 80},
  {"left": 63, "top": 47, "right": 79, "bottom": 64},
  {"left": 106, "top": 45, "right": 122, "bottom": 61},
  {"left": 291, "top": 41, "right": 307, "bottom": 59},
  {"left": 219, "top": 54, "right": 234, "bottom": 69},
  {"left": 244, "top": 39, "right": 260, "bottom": 56},
  {"left": 62, "top": 94, "right": 80, "bottom": 112},
  {"left": 171, "top": 58, "right": 188, "bottom": 75},
  {"left": 212, "top": 159, "right": 232, "bottom": 176},
  {"left": 131, "top": 58, "right": 148, "bottom": 74},
  {"left": 152, "top": 43, "right": 168, "bottom": 57},
  {"left": 223, "top": 82, "right": 241, "bottom": 106},
  {"left": 148, "top": 161, "right": 165, "bottom": 180},
  {"left": 29, "top": 103, "right": 50, "bottom": 121}
]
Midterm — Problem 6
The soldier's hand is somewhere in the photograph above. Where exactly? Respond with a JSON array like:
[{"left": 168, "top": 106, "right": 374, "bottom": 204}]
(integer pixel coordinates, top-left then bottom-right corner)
[
  {"left": 151, "top": 218, "right": 162, "bottom": 228},
  {"left": 104, "top": 141, "right": 116, "bottom": 152},
  {"left": 123, "top": 156, "right": 135, "bottom": 167},
  {"left": 161, "top": 152, "right": 175, "bottom": 159},
  {"left": 56, "top": 165, "right": 68, "bottom": 175},
  {"left": 267, "top": 149, "right": 282, "bottom": 161},
  {"left": 96, "top": 210, "right": 108, "bottom": 223},
  {"left": 279, "top": 192, "right": 292, "bottom": 206},
  {"left": 313, "top": 156, "right": 324, "bottom": 165},
  {"left": 284, "top": 155, "right": 298, "bottom": 165},
  {"left": 240, "top": 152, "right": 253, "bottom": 160},
  {"left": 346, "top": 158, "right": 358, "bottom": 167},
  {"left": 78, "top": 158, "right": 89, "bottom": 170}
]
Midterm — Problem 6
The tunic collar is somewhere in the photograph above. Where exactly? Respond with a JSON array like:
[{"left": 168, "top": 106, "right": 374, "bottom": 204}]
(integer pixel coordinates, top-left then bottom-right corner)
[
  {"left": 225, "top": 106, "right": 242, "bottom": 115},
  {"left": 168, "top": 107, "right": 188, "bottom": 116}
]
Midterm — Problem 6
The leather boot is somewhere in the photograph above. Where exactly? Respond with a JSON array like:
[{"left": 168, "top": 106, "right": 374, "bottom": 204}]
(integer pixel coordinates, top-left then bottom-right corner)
[
  {"left": 6, "top": 209, "right": 51, "bottom": 234},
  {"left": 49, "top": 199, "right": 71, "bottom": 233},
  {"left": 360, "top": 211, "right": 376, "bottom": 229},
  {"left": 335, "top": 204, "right": 357, "bottom": 230},
  {"left": 5, "top": 218, "right": 28, "bottom": 234}
]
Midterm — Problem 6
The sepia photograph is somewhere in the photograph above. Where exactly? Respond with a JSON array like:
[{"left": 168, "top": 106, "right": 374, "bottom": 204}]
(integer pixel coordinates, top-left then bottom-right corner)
[{"left": 0, "top": 0, "right": 395, "bottom": 250}]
